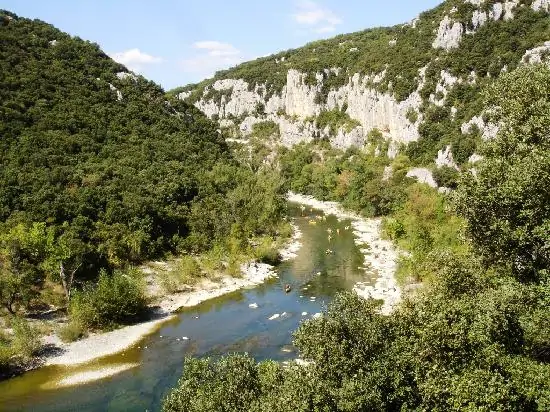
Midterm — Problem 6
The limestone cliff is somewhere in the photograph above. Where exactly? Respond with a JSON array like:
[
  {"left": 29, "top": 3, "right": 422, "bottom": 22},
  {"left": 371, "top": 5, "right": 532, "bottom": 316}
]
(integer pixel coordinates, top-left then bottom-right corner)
[{"left": 174, "top": 0, "right": 550, "bottom": 166}]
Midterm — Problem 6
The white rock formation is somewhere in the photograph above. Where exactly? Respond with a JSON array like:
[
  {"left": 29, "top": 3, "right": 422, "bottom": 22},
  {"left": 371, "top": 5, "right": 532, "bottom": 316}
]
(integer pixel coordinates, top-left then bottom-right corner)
[
  {"left": 503, "top": 1, "right": 519, "bottom": 20},
  {"left": 461, "top": 115, "right": 499, "bottom": 140},
  {"left": 436, "top": 145, "right": 459, "bottom": 170},
  {"left": 431, "top": 70, "right": 459, "bottom": 106},
  {"left": 468, "top": 153, "right": 484, "bottom": 163},
  {"left": 109, "top": 83, "right": 123, "bottom": 101},
  {"left": 177, "top": 91, "right": 192, "bottom": 100},
  {"left": 185, "top": 66, "right": 424, "bottom": 150},
  {"left": 471, "top": 10, "right": 488, "bottom": 29},
  {"left": 406, "top": 168, "right": 437, "bottom": 188},
  {"left": 432, "top": 16, "right": 463, "bottom": 50},
  {"left": 522, "top": 41, "right": 550, "bottom": 64},
  {"left": 116, "top": 72, "right": 138, "bottom": 82},
  {"left": 532, "top": 0, "right": 550, "bottom": 12}
]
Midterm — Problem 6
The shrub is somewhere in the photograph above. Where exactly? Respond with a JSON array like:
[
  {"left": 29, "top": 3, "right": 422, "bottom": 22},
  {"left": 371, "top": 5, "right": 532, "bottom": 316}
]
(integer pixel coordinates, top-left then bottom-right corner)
[
  {"left": 58, "top": 320, "right": 86, "bottom": 343},
  {"left": 253, "top": 237, "right": 280, "bottom": 265},
  {"left": 10, "top": 317, "right": 41, "bottom": 361},
  {"left": 69, "top": 269, "right": 148, "bottom": 330},
  {"left": 433, "top": 166, "right": 459, "bottom": 189},
  {"left": 406, "top": 107, "right": 419, "bottom": 123},
  {"left": 0, "top": 330, "right": 13, "bottom": 371}
]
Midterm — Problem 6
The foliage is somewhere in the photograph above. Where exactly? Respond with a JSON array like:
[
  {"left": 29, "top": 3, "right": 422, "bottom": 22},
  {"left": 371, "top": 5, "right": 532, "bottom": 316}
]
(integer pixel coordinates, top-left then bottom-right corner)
[
  {"left": 250, "top": 121, "right": 279, "bottom": 140},
  {"left": 0, "top": 11, "right": 287, "bottom": 318},
  {"left": 164, "top": 279, "right": 550, "bottom": 411},
  {"left": 455, "top": 65, "right": 550, "bottom": 282},
  {"left": 57, "top": 319, "right": 86, "bottom": 342},
  {"left": 163, "top": 50, "right": 550, "bottom": 412},
  {"left": 315, "top": 108, "right": 360, "bottom": 136},
  {"left": 68, "top": 269, "right": 147, "bottom": 330},
  {"left": 432, "top": 165, "right": 459, "bottom": 188},
  {"left": 9, "top": 316, "right": 41, "bottom": 361},
  {"left": 0, "top": 317, "right": 41, "bottom": 375},
  {"left": 177, "top": 1, "right": 550, "bottom": 169},
  {"left": 252, "top": 237, "right": 280, "bottom": 266}
]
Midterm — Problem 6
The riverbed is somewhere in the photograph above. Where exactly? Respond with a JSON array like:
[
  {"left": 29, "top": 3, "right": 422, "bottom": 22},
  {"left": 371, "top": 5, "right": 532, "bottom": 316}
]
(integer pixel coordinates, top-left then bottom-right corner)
[{"left": 0, "top": 201, "right": 391, "bottom": 411}]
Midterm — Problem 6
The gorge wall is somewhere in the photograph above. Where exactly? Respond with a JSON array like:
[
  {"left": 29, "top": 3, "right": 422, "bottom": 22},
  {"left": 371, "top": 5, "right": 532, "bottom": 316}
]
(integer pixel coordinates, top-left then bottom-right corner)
[{"left": 176, "top": 0, "right": 550, "bottom": 166}]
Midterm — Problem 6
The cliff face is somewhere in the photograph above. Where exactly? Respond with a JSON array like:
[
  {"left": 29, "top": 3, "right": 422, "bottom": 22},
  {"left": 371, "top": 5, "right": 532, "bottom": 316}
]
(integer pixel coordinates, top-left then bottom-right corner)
[
  {"left": 176, "top": 0, "right": 550, "bottom": 162},
  {"left": 185, "top": 69, "right": 422, "bottom": 154}
]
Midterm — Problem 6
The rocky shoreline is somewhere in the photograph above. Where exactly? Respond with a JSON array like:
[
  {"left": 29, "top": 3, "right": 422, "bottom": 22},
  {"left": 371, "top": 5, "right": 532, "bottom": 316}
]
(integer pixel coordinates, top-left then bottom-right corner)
[
  {"left": 287, "top": 192, "right": 401, "bottom": 315},
  {"left": 43, "top": 262, "right": 280, "bottom": 369}
]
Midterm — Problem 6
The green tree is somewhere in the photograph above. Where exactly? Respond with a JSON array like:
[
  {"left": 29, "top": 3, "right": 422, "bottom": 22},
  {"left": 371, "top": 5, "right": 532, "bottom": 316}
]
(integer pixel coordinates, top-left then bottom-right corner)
[{"left": 455, "top": 65, "right": 550, "bottom": 281}]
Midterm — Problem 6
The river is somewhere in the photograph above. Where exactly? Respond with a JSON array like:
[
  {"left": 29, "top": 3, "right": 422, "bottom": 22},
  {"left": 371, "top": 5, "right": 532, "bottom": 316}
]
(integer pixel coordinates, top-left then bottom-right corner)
[{"left": 0, "top": 203, "right": 380, "bottom": 411}]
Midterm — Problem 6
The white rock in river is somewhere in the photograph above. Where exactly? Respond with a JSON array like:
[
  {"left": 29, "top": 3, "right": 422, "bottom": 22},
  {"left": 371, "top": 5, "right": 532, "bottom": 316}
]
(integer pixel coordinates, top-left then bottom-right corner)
[
  {"left": 301, "top": 312, "right": 308, "bottom": 316},
  {"left": 268, "top": 314, "right": 280, "bottom": 320},
  {"left": 249, "top": 303, "right": 258, "bottom": 309}
]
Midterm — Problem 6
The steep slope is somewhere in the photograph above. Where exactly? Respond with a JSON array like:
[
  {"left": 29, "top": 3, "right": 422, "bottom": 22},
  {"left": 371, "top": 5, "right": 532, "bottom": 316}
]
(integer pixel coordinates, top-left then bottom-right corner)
[
  {"left": 0, "top": 11, "right": 282, "bottom": 275},
  {"left": 173, "top": 0, "right": 550, "bottom": 166}
]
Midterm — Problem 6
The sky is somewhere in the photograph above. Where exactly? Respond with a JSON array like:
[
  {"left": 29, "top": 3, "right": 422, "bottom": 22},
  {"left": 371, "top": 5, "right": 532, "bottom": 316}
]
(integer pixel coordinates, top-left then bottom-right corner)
[{"left": 1, "top": 1, "right": 442, "bottom": 90}]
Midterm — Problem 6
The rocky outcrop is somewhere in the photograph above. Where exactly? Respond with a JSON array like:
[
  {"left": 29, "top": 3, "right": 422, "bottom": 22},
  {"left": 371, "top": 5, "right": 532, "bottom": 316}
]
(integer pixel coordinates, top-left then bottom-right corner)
[
  {"left": 108, "top": 83, "right": 123, "bottom": 101},
  {"left": 185, "top": 67, "right": 424, "bottom": 152},
  {"left": 461, "top": 115, "right": 499, "bottom": 140},
  {"left": 431, "top": 70, "right": 459, "bottom": 106},
  {"left": 468, "top": 153, "right": 484, "bottom": 163},
  {"left": 522, "top": 41, "right": 550, "bottom": 65},
  {"left": 436, "top": 145, "right": 459, "bottom": 170},
  {"left": 432, "top": 16, "right": 463, "bottom": 50},
  {"left": 533, "top": 0, "right": 550, "bottom": 12},
  {"left": 179, "top": 0, "right": 549, "bottom": 156},
  {"left": 406, "top": 168, "right": 437, "bottom": 188}
]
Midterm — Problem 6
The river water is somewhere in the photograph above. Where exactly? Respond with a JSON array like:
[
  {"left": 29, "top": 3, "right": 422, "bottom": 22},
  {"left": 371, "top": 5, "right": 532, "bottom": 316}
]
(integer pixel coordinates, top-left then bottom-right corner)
[{"left": 0, "top": 203, "right": 377, "bottom": 411}]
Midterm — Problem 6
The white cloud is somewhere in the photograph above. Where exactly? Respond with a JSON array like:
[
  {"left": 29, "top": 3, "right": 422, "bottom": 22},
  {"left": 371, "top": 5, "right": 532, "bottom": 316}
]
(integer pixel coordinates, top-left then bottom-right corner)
[
  {"left": 109, "top": 48, "right": 162, "bottom": 72},
  {"left": 181, "top": 41, "right": 243, "bottom": 77},
  {"left": 193, "top": 41, "right": 240, "bottom": 57},
  {"left": 292, "top": 0, "right": 342, "bottom": 33}
]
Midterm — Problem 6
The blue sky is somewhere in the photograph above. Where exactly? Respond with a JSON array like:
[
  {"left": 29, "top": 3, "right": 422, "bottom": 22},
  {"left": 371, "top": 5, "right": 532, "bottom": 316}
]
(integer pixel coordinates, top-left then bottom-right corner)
[{"left": 2, "top": 1, "right": 442, "bottom": 90}]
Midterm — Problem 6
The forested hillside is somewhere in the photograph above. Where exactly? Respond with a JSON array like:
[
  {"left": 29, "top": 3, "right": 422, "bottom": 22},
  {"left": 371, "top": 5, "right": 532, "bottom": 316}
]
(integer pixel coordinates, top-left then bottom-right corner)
[
  {"left": 173, "top": 0, "right": 550, "bottom": 169},
  {"left": 164, "top": 64, "right": 550, "bottom": 412},
  {"left": 161, "top": 1, "right": 550, "bottom": 410},
  {"left": 0, "top": 10, "right": 285, "bottom": 373}
]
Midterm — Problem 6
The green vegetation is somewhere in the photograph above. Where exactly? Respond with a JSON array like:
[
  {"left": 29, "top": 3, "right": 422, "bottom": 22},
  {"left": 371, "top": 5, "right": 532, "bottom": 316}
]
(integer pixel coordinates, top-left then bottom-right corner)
[
  {"left": 68, "top": 269, "right": 147, "bottom": 330},
  {"left": 455, "top": 65, "right": 550, "bottom": 282},
  {"left": 0, "top": 10, "right": 287, "bottom": 369},
  {"left": 314, "top": 108, "right": 361, "bottom": 136},
  {"left": 0, "top": 317, "right": 41, "bottom": 377},
  {"left": 163, "top": 65, "right": 550, "bottom": 411},
  {"left": 250, "top": 121, "right": 279, "bottom": 140},
  {"left": 432, "top": 165, "right": 460, "bottom": 188}
]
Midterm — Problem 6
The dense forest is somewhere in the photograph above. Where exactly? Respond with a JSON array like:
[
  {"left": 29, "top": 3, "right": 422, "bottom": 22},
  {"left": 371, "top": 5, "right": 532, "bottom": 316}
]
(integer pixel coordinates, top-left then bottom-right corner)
[
  {"left": 0, "top": 10, "right": 286, "bottom": 374},
  {"left": 163, "top": 65, "right": 550, "bottom": 410}
]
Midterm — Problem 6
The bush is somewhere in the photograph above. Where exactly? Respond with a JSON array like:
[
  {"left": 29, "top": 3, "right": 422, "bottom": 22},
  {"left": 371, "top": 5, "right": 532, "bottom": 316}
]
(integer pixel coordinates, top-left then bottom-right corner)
[
  {"left": 161, "top": 256, "right": 204, "bottom": 293},
  {"left": 69, "top": 269, "right": 148, "bottom": 330},
  {"left": 0, "top": 331, "right": 13, "bottom": 371},
  {"left": 253, "top": 237, "right": 281, "bottom": 265},
  {"left": 10, "top": 317, "right": 41, "bottom": 361},
  {"left": 433, "top": 166, "right": 459, "bottom": 189},
  {"left": 58, "top": 320, "right": 86, "bottom": 343}
]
